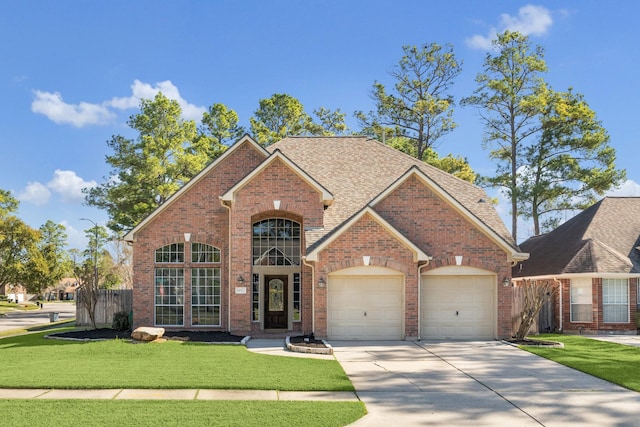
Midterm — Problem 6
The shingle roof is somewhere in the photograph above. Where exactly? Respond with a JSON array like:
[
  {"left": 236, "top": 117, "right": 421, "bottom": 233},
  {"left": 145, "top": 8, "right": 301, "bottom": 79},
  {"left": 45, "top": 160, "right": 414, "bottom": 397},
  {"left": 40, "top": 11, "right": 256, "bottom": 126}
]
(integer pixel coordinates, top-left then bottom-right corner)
[
  {"left": 267, "top": 136, "right": 517, "bottom": 251},
  {"left": 514, "top": 197, "right": 640, "bottom": 276}
]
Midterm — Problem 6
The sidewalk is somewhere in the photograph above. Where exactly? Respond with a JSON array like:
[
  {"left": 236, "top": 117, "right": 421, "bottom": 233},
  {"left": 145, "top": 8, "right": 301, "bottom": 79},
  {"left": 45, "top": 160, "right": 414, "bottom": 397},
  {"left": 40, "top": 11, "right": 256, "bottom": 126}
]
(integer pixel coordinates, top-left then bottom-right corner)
[
  {"left": 0, "top": 388, "right": 358, "bottom": 401},
  {"left": 584, "top": 334, "right": 640, "bottom": 347}
]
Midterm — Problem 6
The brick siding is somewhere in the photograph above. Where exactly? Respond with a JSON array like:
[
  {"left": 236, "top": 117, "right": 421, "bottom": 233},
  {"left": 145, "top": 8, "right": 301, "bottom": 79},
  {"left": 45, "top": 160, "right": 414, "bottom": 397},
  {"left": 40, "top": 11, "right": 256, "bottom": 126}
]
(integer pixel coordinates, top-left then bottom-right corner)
[{"left": 131, "top": 144, "right": 514, "bottom": 340}]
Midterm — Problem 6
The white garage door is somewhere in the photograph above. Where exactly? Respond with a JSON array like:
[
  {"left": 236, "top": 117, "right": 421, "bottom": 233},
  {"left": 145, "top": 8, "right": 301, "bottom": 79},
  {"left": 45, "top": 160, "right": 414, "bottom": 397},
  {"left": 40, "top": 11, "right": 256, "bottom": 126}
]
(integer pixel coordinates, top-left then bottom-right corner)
[
  {"left": 421, "top": 275, "right": 495, "bottom": 339},
  {"left": 328, "top": 276, "right": 403, "bottom": 340}
]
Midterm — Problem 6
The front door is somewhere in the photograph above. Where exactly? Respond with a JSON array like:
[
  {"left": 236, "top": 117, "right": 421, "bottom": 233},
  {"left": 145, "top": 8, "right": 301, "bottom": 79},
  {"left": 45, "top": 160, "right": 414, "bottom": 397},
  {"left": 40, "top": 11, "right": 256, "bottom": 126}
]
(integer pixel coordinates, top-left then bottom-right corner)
[{"left": 264, "top": 275, "right": 288, "bottom": 329}]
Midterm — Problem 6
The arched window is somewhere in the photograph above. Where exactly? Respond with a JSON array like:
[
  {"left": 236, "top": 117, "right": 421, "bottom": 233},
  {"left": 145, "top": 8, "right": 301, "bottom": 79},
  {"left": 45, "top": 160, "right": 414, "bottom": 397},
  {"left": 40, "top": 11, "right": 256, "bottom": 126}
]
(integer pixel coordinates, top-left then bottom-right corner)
[
  {"left": 155, "top": 243, "right": 184, "bottom": 263},
  {"left": 153, "top": 242, "right": 221, "bottom": 327},
  {"left": 191, "top": 243, "right": 221, "bottom": 263},
  {"left": 252, "top": 218, "right": 301, "bottom": 266}
]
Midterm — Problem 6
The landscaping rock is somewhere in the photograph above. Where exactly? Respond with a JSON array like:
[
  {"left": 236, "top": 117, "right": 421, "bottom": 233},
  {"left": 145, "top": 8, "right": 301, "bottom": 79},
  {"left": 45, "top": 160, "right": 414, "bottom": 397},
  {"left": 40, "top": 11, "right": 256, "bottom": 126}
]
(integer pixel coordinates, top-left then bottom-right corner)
[{"left": 132, "top": 327, "right": 165, "bottom": 341}]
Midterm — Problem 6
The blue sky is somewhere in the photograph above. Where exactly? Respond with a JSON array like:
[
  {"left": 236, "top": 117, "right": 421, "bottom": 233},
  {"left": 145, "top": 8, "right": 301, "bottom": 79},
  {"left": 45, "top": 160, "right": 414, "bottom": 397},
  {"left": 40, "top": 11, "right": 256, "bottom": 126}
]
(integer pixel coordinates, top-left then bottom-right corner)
[{"left": 2, "top": 1, "right": 639, "bottom": 248}]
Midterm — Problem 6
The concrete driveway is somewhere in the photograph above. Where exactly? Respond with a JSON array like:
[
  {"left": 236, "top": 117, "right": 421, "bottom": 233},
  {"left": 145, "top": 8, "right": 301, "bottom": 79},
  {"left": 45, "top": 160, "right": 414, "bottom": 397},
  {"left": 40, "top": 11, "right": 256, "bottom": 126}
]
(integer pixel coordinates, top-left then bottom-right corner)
[
  {"left": 0, "top": 302, "right": 76, "bottom": 332},
  {"left": 332, "top": 340, "right": 640, "bottom": 426}
]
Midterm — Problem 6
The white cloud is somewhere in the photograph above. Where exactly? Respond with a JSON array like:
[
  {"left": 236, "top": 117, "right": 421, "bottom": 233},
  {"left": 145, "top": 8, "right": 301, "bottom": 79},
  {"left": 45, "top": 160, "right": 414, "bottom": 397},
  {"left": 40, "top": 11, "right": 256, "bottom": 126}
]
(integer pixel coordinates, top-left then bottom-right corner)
[
  {"left": 47, "top": 170, "right": 97, "bottom": 203},
  {"left": 31, "top": 90, "right": 116, "bottom": 127},
  {"left": 32, "top": 79, "right": 206, "bottom": 127},
  {"left": 17, "top": 170, "right": 96, "bottom": 207},
  {"left": 18, "top": 181, "right": 51, "bottom": 206},
  {"left": 106, "top": 79, "right": 206, "bottom": 121},
  {"left": 605, "top": 179, "right": 640, "bottom": 197},
  {"left": 61, "top": 221, "right": 89, "bottom": 251},
  {"left": 466, "top": 4, "right": 553, "bottom": 50}
]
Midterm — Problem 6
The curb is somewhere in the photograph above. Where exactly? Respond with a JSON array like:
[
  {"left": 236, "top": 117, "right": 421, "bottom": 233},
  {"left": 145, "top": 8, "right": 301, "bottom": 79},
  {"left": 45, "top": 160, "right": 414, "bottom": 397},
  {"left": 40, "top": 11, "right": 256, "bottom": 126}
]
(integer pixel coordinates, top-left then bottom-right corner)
[
  {"left": 285, "top": 336, "right": 333, "bottom": 355},
  {"left": 501, "top": 339, "right": 564, "bottom": 348}
]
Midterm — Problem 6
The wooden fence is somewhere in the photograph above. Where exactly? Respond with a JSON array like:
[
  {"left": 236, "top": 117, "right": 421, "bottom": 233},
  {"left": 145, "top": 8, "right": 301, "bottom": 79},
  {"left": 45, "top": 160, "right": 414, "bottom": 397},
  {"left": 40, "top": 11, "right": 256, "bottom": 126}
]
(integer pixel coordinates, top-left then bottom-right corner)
[
  {"left": 511, "top": 286, "right": 554, "bottom": 335},
  {"left": 76, "top": 289, "right": 132, "bottom": 326}
]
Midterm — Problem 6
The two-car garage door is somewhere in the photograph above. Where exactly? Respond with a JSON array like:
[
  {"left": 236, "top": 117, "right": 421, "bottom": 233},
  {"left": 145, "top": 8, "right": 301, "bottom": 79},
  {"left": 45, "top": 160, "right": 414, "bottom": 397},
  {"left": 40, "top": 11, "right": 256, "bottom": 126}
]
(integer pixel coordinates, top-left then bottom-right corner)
[{"left": 327, "top": 267, "right": 496, "bottom": 340}]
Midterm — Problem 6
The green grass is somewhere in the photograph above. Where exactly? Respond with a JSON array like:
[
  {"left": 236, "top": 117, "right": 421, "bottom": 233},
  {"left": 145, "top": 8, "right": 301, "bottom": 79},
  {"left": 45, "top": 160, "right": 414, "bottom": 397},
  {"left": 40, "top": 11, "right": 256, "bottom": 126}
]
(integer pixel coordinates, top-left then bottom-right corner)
[
  {"left": 0, "top": 320, "right": 75, "bottom": 338},
  {"left": 0, "top": 400, "right": 367, "bottom": 427},
  {"left": 523, "top": 334, "right": 640, "bottom": 392},
  {"left": 0, "top": 329, "right": 354, "bottom": 391},
  {"left": 0, "top": 301, "right": 40, "bottom": 313}
]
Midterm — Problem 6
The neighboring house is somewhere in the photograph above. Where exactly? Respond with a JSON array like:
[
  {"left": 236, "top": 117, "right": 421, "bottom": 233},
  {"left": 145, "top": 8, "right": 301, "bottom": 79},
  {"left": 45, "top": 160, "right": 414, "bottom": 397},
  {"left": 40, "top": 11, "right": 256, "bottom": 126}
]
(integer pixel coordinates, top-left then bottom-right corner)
[
  {"left": 55, "top": 278, "right": 80, "bottom": 300},
  {"left": 124, "top": 135, "right": 528, "bottom": 340},
  {"left": 513, "top": 197, "right": 640, "bottom": 335},
  {"left": 0, "top": 284, "right": 26, "bottom": 302}
]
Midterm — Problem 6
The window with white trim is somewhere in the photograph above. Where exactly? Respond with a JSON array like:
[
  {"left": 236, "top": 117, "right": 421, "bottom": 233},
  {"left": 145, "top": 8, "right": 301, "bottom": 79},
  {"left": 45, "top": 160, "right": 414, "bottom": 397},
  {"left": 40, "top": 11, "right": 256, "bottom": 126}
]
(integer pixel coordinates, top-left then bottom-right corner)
[
  {"left": 155, "top": 243, "right": 184, "bottom": 263},
  {"left": 192, "top": 243, "right": 221, "bottom": 263},
  {"left": 293, "top": 273, "right": 301, "bottom": 321},
  {"left": 252, "top": 273, "right": 260, "bottom": 322},
  {"left": 570, "top": 278, "right": 592, "bottom": 322},
  {"left": 602, "top": 278, "right": 629, "bottom": 323},
  {"left": 155, "top": 268, "right": 184, "bottom": 326},
  {"left": 252, "top": 218, "right": 301, "bottom": 265},
  {"left": 191, "top": 268, "right": 221, "bottom": 326}
]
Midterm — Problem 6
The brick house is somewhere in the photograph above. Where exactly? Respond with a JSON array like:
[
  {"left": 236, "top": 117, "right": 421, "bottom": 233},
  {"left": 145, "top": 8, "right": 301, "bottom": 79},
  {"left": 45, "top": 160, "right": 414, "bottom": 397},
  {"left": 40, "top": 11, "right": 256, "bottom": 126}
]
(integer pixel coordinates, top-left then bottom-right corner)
[
  {"left": 124, "top": 135, "right": 527, "bottom": 340},
  {"left": 513, "top": 197, "right": 640, "bottom": 335},
  {"left": 0, "top": 284, "right": 27, "bottom": 302}
]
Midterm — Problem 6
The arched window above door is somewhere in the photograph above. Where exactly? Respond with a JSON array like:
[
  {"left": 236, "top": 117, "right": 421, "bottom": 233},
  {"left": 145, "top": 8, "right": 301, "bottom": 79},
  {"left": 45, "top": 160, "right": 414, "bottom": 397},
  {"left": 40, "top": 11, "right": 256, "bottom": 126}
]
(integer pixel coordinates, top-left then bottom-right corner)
[{"left": 252, "top": 218, "right": 301, "bottom": 266}]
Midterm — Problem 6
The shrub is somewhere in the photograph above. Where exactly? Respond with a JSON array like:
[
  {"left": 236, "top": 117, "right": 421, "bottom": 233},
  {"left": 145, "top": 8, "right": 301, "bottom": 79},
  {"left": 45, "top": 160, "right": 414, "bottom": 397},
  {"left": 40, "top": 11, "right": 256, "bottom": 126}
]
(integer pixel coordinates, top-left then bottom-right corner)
[{"left": 112, "top": 311, "right": 131, "bottom": 331}]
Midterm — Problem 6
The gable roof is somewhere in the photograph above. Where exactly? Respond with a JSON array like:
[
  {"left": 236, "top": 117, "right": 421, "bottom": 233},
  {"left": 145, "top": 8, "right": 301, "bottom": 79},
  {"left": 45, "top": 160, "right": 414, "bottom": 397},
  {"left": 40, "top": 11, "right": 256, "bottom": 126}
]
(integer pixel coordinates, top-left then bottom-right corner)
[
  {"left": 123, "top": 134, "right": 268, "bottom": 242},
  {"left": 269, "top": 136, "right": 518, "bottom": 252},
  {"left": 514, "top": 197, "right": 640, "bottom": 277},
  {"left": 305, "top": 206, "right": 431, "bottom": 262},
  {"left": 123, "top": 134, "right": 521, "bottom": 263},
  {"left": 220, "top": 149, "right": 334, "bottom": 205},
  {"left": 369, "top": 166, "right": 528, "bottom": 261}
]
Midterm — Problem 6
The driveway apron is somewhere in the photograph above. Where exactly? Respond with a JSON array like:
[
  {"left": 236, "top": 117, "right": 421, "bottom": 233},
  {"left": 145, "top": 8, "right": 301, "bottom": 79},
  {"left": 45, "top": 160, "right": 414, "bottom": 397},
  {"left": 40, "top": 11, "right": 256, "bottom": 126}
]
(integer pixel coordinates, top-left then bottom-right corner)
[{"left": 331, "top": 340, "right": 640, "bottom": 426}]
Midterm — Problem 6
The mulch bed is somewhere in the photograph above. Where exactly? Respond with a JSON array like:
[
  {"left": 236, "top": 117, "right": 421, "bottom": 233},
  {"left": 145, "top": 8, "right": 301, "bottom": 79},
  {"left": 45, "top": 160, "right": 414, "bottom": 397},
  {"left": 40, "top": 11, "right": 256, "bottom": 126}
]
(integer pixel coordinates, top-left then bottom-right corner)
[
  {"left": 49, "top": 329, "right": 329, "bottom": 350},
  {"left": 506, "top": 338, "right": 563, "bottom": 347},
  {"left": 289, "top": 335, "right": 328, "bottom": 349},
  {"left": 48, "top": 328, "right": 244, "bottom": 343}
]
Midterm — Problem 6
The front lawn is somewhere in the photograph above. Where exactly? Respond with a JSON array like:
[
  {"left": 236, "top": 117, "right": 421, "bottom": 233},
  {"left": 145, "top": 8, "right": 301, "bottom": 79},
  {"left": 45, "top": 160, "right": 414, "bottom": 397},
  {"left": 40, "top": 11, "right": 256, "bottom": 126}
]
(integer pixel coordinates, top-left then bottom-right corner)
[
  {"left": 0, "top": 301, "right": 40, "bottom": 314},
  {"left": 0, "top": 329, "right": 354, "bottom": 391},
  {"left": 523, "top": 334, "right": 640, "bottom": 392},
  {"left": 0, "top": 400, "right": 366, "bottom": 427},
  {"left": 0, "top": 320, "right": 75, "bottom": 338}
]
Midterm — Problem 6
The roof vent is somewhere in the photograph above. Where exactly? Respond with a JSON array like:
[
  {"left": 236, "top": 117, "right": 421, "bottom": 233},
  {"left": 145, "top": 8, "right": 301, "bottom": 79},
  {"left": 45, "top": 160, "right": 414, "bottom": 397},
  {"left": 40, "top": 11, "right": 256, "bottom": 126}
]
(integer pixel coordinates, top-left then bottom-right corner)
[{"left": 478, "top": 198, "right": 486, "bottom": 203}]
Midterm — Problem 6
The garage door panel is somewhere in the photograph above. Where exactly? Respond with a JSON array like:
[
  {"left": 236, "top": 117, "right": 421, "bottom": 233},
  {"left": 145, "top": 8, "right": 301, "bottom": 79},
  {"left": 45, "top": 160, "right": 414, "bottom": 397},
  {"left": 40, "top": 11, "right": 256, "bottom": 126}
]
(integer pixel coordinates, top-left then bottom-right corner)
[
  {"left": 328, "top": 276, "right": 403, "bottom": 340},
  {"left": 421, "top": 275, "right": 495, "bottom": 340}
]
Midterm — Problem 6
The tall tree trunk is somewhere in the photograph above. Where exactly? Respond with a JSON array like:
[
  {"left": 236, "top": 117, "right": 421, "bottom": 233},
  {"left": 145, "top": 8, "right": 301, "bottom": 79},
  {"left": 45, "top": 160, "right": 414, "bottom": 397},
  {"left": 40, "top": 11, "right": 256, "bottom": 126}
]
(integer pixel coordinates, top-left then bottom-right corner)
[{"left": 511, "top": 116, "right": 518, "bottom": 242}]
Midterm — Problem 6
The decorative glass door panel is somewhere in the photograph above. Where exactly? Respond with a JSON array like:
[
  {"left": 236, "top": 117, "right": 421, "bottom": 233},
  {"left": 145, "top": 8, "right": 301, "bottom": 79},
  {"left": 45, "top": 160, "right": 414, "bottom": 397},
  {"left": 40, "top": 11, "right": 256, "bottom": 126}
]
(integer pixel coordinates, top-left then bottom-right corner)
[
  {"left": 269, "top": 279, "right": 284, "bottom": 311},
  {"left": 264, "top": 275, "right": 288, "bottom": 329}
]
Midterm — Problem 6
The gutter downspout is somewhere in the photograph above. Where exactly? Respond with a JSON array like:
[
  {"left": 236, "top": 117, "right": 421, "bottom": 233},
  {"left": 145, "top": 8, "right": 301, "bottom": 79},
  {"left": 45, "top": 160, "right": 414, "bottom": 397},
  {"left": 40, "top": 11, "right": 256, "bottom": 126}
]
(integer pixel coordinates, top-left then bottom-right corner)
[
  {"left": 302, "top": 256, "right": 315, "bottom": 335},
  {"left": 221, "top": 198, "right": 232, "bottom": 333},
  {"left": 417, "top": 257, "right": 433, "bottom": 341},
  {"left": 555, "top": 277, "right": 562, "bottom": 332}
]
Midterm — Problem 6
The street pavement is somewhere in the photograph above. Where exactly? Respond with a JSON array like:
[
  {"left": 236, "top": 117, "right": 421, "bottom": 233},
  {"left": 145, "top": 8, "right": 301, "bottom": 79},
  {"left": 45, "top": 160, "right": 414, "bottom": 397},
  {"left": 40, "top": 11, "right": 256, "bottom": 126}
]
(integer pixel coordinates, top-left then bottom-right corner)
[{"left": 0, "top": 302, "right": 76, "bottom": 332}]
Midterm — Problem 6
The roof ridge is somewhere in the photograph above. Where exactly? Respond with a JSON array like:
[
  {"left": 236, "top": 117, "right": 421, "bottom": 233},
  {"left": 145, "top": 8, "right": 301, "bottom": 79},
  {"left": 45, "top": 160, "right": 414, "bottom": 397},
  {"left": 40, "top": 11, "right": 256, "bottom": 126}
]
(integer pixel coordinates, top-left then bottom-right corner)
[
  {"left": 362, "top": 137, "right": 485, "bottom": 190},
  {"left": 590, "top": 239, "right": 634, "bottom": 268},
  {"left": 563, "top": 240, "right": 593, "bottom": 273}
]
